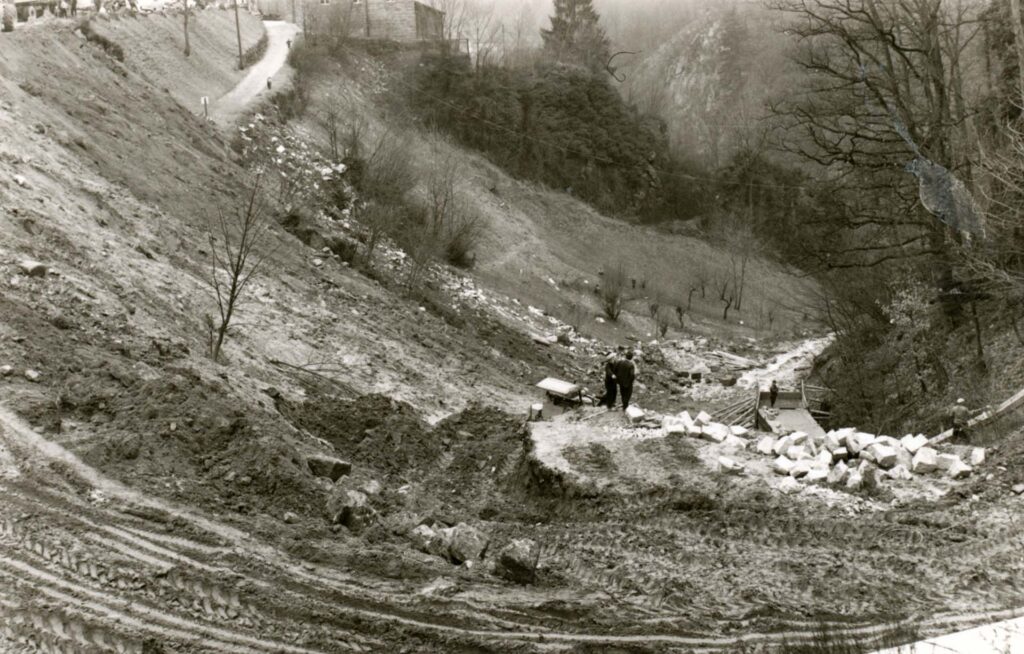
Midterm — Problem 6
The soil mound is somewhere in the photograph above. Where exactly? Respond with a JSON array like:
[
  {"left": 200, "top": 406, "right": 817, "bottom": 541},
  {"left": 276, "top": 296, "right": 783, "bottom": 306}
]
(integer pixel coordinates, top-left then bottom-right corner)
[{"left": 295, "top": 394, "right": 438, "bottom": 478}]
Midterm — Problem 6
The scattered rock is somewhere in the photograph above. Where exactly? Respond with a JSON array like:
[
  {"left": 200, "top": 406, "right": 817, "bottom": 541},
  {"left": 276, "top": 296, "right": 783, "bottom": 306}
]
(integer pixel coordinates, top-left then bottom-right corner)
[
  {"left": 778, "top": 477, "right": 803, "bottom": 495},
  {"left": 360, "top": 479, "right": 382, "bottom": 495},
  {"left": 729, "top": 425, "right": 749, "bottom": 437},
  {"left": 947, "top": 459, "right": 972, "bottom": 480},
  {"left": 444, "top": 523, "right": 489, "bottom": 564},
  {"left": 282, "top": 511, "right": 299, "bottom": 524},
  {"left": 17, "top": 260, "right": 48, "bottom": 278},
  {"left": 828, "top": 461, "right": 849, "bottom": 485},
  {"left": 886, "top": 465, "right": 913, "bottom": 481},
  {"left": 790, "top": 461, "right": 812, "bottom": 479},
  {"left": 722, "top": 435, "right": 748, "bottom": 451},
  {"left": 24, "top": 369, "right": 41, "bottom": 383},
  {"left": 1012, "top": 484, "right": 1024, "bottom": 495},
  {"left": 495, "top": 538, "right": 539, "bottom": 584},
  {"left": 307, "top": 455, "right": 351, "bottom": 482},
  {"left": 756, "top": 436, "right": 775, "bottom": 455},
  {"left": 625, "top": 406, "right": 645, "bottom": 424},
  {"left": 718, "top": 456, "right": 744, "bottom": 475},
  {"left": 773, "top": 456, "right": 795, "bottom": 476},
  {"left": 328, "top": 489, "right": 373, "bottom": 532},
  {"left": 805, "top": 468, "right": 829, "bottom": 483},
  {"left": 845, "top": 470, "right": 864, "bottom": 490},
  {"left": 970, "top": 447, "right": 986, "bottom": 467},
  {"left": 936, "top": 453, "right": 961, "bottom": 471},
  {"left": 13, "top": 175, "right": 29, "bottom": 188},
  {"left": 0, "top": 365, "right": 12, "bottom": 377},
  {"left": 409, "top": 524, "right": 447, "bottom": 556}
]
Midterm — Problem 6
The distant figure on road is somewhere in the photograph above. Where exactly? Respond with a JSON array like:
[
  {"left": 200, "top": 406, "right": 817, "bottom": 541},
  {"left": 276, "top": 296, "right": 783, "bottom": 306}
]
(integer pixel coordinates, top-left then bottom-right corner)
[
  {"left": 769, "top": 380, "right": 779, "bottom": 408},
  {"left": 266, "top": 78, "right": 272, "bottom": 90},
  {"left": 614, "top": 351, "right": 637, "bottom": 411},
  {"left": 286, "top": 39, "right": 291, "bottom": 49},
  {"left": 949, "top": 398, "right": 971, "bottom": 442}
]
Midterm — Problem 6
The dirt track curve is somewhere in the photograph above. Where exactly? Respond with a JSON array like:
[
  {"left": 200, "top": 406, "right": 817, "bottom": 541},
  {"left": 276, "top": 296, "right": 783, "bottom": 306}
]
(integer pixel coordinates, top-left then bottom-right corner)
[
  {"left": 3, "top": 403, "right": 1024, "bottom": 652},
  {"left": 211, "top": 20, "right": 300, "bottom": 125}
]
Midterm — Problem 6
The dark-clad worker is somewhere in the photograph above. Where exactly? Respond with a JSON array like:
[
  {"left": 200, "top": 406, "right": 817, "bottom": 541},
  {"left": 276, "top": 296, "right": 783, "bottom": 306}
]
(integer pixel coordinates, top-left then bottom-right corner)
[{"left": 615, "top": 351, "right": 637, "bottom": 411}]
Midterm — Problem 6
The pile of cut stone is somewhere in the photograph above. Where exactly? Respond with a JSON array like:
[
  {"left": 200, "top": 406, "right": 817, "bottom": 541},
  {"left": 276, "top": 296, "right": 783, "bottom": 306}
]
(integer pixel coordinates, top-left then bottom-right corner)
[
  {"left": 755, "top": 427, "right": 982, "bottom": 491},
  {"left": 661, "top": 410, "right": 752, "bottom": 475}
]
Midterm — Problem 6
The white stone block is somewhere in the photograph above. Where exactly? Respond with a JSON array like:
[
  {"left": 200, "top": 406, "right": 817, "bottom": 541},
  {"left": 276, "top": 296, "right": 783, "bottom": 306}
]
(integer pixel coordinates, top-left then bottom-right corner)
[
  {"left": 887, "top": 464, "right": 912, "bottom": 481},
  {"left": 790, "top": 461, "right": 812, "bottom": 478},
  {"left": 785, "top": 445, "right": 809, "bottom": 461},
  {"left": 832, "top": 447, "right": 849, "bottom": 462},
  {"left": 805, "top": 468, "right": 829, "bottom": 483},
  {"left": 773, "top": 456, "right": 795, "bottom": 476},
  {"left": 867, "top": 444, "right": 898, "bottom": 469},
  {"left": 824, "top": 433, "right": 841, "bottom": 452},
  {"left": 936, "top": 453, "right": 960, "bottom": 471},
  {"left": 718, "top": 456, "right": 745, "bottom": 475},
  {"left": 695, "top": 410, "right": 712, "bottom": 426},
  {"left": 756, "top": 436, "right": 775, "bottom": 456},
  {"left": 828, "top": 461, "right": 849, "bottom": 485},
  {"left": 845, "top": 470, "right": 864, "bottom": 490},
  {"left": 911, "top": 447, "right": 938, "bottom": 473},
  {"left": 901, "top": 434, "right": 929, "bottom": 454},
  {"left": 625, "top": 406, "right": 645, "bottom": 423},
  {"left": 948, "top": 459, "right": 972, "bottom": 479},
  {"left": 970, "top": 447, "right": 986, "bottom": 466},
  {"left": 730, "top": 425, "right": 749, "bottom": 437},
  {"left": 773, "top": 436, "right": 792, "bottom": 457},
  {"left": 778, "top": 477, "right": 803, "bottom": 495},
  {"left": 723, "top": 435, "right": 749, "bottom": 451},
  {"left": 789, "top": 431, "right": 808, "bottom": 445},
  {"left": 814, "top": 451, "right": 833, "bottom": 468}
]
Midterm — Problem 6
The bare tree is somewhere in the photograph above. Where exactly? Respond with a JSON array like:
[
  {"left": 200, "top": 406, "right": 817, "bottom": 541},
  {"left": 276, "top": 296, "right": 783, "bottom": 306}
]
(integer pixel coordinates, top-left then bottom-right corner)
[
  {"left": 601, "top": 263, "right": 627, "bottom": 321},
  {"left": 206, "top": 176, "right": 275, "bottom": 363},
  {"left": 233, "top": 0, "right": 243, "bottom": 69}
]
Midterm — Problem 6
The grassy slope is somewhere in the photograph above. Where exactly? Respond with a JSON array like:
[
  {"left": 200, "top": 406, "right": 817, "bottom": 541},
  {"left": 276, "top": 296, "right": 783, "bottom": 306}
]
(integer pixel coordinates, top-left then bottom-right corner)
[
  {"left": 91, "top": 8, "right": 265, "bottom": 109},
  {"left": 294, "top": 48, "right": 823, "bottom": 350}
]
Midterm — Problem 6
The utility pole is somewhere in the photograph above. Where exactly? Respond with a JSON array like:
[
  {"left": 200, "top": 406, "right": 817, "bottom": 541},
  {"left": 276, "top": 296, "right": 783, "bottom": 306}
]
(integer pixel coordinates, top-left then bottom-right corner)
[
  {"left": 233, "top": 0, "right": 243, "bottom": 69},
  {"left": 363, "top": 0, "right": 370, "bottom": 38},
  {"left": 290, "top": 0, "right": 295, "bottom": 23}
]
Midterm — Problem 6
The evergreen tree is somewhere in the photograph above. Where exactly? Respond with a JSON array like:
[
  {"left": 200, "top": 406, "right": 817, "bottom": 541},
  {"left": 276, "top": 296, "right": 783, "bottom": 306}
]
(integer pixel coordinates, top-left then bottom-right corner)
[{"left": 540, "top": 0, "right": 611, "bottom": 74}]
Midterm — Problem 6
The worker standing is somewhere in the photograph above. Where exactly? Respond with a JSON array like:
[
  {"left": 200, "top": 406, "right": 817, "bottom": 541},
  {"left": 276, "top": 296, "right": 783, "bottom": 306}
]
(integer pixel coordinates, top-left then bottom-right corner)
[
  {"left": 615, "top": 351, "right": 637, "bottom": 411},
  {"left": 949, "top": 398, "right": 971, "bottom": 442},
  {"left": 769, "top": 380, "right": 779, "bottom": 408},
  {"left": 600, "top": 349, "right": 620, "bottom": 409}
]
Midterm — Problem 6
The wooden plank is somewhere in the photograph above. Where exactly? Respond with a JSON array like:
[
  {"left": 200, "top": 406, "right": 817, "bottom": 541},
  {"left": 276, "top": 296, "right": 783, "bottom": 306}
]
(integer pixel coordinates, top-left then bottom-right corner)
[{"left": 535, "top": 377, "right": 580, "bottom": 398}]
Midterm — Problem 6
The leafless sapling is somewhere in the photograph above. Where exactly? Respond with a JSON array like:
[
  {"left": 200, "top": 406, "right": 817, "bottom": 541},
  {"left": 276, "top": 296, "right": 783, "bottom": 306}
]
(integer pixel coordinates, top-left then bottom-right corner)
[{"left": 206, "top": 176, "right": 275, "bottom": 363}]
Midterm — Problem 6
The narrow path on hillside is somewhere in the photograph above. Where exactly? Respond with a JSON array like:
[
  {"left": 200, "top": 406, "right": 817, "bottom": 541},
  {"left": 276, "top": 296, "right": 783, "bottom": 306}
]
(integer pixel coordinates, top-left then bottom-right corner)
[{"left": 211, "top": 20, "right": 300, "bottom": 124}]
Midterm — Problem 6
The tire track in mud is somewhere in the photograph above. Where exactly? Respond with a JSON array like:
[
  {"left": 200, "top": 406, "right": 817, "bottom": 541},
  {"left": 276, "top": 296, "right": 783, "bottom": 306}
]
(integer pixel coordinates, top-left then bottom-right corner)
[{"left": 4, "top": 405, "right": 1024, "bottom": 651}]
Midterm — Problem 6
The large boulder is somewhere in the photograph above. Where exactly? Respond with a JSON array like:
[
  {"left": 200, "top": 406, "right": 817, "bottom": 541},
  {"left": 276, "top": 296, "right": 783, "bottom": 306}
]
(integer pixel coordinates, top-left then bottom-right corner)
[
  {"left": 17, "top": 260, "right": 48, "bottom": 277},
  {"left": 936, "top": 453, "right": 961, "bottom": 471},
  {"left": 970, "top": 447, "right": 986, "bottom": 467},
  {"left": 722, "top": 435, "right": 749, "bottom": 451},
  {"left": 307, "top": 455, "right": 352, "bottom": 482},
  {"left": 625, "top": 406, "right": 646, "bottom": 424},
  {"left": 444, "top": 523, "right": 489, "bottom": 564},
  {"left": 495, "top": 539, "right": 540, "bottom": 584},
  {"left": 790, "top": 461, "right": 812, "bottom": 479},
  {"left": 804, "top": 468, "right": 829, "bottom": 483},
  {"left": 887, "top": 465, "right": 913, "bottom": 481},
  {"left": 785, "top": 445, "right": 810, "bottom": 461}
]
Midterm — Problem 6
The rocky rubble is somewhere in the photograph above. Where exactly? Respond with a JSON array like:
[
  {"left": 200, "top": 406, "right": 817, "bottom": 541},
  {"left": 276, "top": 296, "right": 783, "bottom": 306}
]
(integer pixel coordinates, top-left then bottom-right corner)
[{"left": 752, "top": 427, "right": 983, "bottom": 492}]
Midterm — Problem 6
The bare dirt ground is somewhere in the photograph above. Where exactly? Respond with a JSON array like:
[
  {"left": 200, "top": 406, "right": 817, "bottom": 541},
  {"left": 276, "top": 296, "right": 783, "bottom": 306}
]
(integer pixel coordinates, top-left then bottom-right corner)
[{"left": 2, "top": 17, "right": 1024, "bottom": 654}]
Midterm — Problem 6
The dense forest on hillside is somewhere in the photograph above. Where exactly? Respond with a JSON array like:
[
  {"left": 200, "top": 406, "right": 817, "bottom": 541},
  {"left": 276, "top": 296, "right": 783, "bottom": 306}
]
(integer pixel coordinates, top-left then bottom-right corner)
[{"left": 411, "top": 0, "right": 1024, "bottom": 432}]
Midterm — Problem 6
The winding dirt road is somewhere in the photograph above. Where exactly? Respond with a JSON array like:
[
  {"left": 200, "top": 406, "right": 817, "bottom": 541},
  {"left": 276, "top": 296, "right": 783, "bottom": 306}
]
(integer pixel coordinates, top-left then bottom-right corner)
[{"left": 211, "top": 20, "right": 300, "bottom": 125}]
